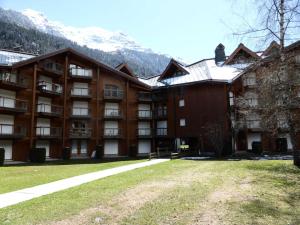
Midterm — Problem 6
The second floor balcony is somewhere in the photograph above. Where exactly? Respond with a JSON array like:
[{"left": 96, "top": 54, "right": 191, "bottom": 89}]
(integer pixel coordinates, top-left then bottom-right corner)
[
  {"left": 0, "top": 72, "right": 28, "bottom": 89},
  {"left": 0, "top": 96, "right": 27, "bottom": 113},
  {"left": 237, "top": 120, "right": 261, "bottom": 130},
  {"left": 70, "top": 87, "right": 92, "bottom": 98},
  {"left": 0, "top": 124, "right": 26, "bottom": 139},
  {"left": 70, "top": 107, "right": 91, "bottom": 119},
  {"left": 69, "top": 128, "right": 92, "bottom": 139},
  {"left": 35, "top": 127, "right": 62, "bottom": 139},
  {"left": 37, "top": 81, "right": 63, "bottom": 96},
  {"left": 36, "top": 103, "right": 63, "bottom": 117},
  {"left": 137, "top": 92, "right": 152, "bottom": 102},
  {"left": 154, "top": 108, "right": 167, "bottom": 119}
]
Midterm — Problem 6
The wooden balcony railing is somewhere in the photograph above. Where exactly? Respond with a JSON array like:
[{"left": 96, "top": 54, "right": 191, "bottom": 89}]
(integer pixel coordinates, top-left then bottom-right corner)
[
  {"left": 0, "top": 96, "right": 27, "bottom": 112},
  {"left": 0, "top": 124, "right": 26, "bottom": 139},
  {"left": 137, "top": 92, "right": 152, "bottom": 102},
  {"left": 137, "top": 128, "right": 152, "bottom": 138},
  {"left": 103, "top": 128, "right": 122, "bottom": 138},
  {"left": 70, "top": 107, "right": 91, "bottom": 118},
  {"left": 154, "top": 109, "right": 167, "bottom": 118}
]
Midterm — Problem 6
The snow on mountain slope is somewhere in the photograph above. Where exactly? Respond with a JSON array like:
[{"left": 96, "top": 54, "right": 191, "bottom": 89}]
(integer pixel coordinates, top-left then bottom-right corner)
[{"left": 22, "top": 9, "right": 152, "bottom": 53}]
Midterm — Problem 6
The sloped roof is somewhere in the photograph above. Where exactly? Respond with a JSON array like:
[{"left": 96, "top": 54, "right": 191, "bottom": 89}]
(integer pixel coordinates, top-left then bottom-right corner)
[
  {"left": 224, "top": 43, "right": 260, "bottom": 65},
  {"left": 262, "top": 41, "right": 280, "bottom": 57},
  {"left": 139, "top": 58, "right": 242, "bottom": 87},
  {"left": 11, "top": 48, "right": 150, "bottom": 89},
  {"left": 0, "top": 49, "right": 35, "bottom": 66},
  {"left": 157, "top": 58, "right": 189, "bottom": 81},
  {"left": 115, "top": 63, "right": 136, "bottom": 77}
]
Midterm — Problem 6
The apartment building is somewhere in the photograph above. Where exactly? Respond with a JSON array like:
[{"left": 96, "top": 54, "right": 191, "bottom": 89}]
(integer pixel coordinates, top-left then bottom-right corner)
[{"left": 0, "top": 48, "right": 151, "bottom": 161}]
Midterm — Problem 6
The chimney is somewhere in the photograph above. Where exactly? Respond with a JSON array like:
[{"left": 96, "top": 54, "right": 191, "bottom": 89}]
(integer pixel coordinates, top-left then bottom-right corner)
[{"left": 215, "top": 43, "right": 226, "bottom": 65}]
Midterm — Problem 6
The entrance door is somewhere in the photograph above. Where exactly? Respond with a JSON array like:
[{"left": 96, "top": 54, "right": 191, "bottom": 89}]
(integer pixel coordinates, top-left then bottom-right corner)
[
  {"left": 71, "top": 140, "right": 88, "bottom": 156},
  {"left": 0, "top": 140, "right": 13, "bottom": 160},
  {"left": 36, "top": 140, "right": 50, "bottom": 157}
]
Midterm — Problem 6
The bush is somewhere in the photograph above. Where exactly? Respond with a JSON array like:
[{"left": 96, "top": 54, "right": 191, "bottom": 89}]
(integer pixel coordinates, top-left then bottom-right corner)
[
  {"left": 276, "top": 138, "right": 288, "bottom": 153},
  {"left": 0, "top": 148, "right": 4, "bottom": 166},
  {"left": 294, "top": 151, "right": 300, "bottom": 167},
  {"left": 129, "top": 145, "right": 137, "bottom": 157},
  {"left": 62, "top": 147, "right": 71, "bottom": 160},
  {"left": 30, "top": 148, "right": 46, "bottom": 163},
  {"left": 252, "top": 142, "right": 262, "bottom": 154}
]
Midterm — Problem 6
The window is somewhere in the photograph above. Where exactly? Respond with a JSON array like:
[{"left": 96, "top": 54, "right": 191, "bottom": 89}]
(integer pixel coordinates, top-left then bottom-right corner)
[
  {"left": 179, "top": 99, "right": 185, "bottom": 107},
  {"left": 180, "top": 119, "right": 186, "bottom": 127}
]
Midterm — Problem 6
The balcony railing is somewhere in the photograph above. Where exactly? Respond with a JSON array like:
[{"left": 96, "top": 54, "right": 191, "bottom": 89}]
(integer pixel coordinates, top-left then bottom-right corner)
[
  {"left": 69, "top": 128, "right": 92, "bottom": 139},
  {"left": 70, "top": 87, "right": 92, "bottom": 98},
  {"left": 36, "top": 127, "right": 62, "bottom": 138},
  {"left": 137, "top": 128, "right": 152, "bottom": 137},
  {"left": 154, "top": 109, "right": 167, "bottom": 118},
  {"left": 37, "top": 81, "right": 63, "bottom": 95},
  {"left": 36, "top": 103, "right": 63, "bottom": 117},
  {"left": 0, "top": 96, "right": 27, "bottom": 112},
  {"left": 70, "top": 107, "right": 91, "bottom": 118},
  {"left": 237, "top": 120, "right": 261, "bottom": 130},
  {"left": 104, "top": 108, "right": 122, "bottom": 119},
  {"left": 0, "top": 72, "right": 28, "bottom": 88},
  {"left": 0, "top": 124, "right": 26, "bottom": 139},
  {"left": 137, "top": 110, "right": 152, "bottom": 119},
  {"left": 103, "top": 128, "right": 122, "bottom": 138},
  {"left": 152, "top": 93, "right": 168, "bottom": 102},
  {"left": 156, "top": 128, "right": 167, "bottom": 136},
  {"left": 137, "top": 92, "right": 152, "bottom": 102},
  {"left": 69, "top": 68, "right": 93, "bottom": 78},
  {"left": 103, "top": 89, "right": 124, "bottom": 100},
  {"left": 43, "top": 61, "right": 64, "bottom": 75}
]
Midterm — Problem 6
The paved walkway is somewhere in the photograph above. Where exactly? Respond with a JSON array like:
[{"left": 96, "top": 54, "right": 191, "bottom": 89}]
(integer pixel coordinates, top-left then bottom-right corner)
[{"left": 0, "top": 159, "right": 170, "bottom": 209}]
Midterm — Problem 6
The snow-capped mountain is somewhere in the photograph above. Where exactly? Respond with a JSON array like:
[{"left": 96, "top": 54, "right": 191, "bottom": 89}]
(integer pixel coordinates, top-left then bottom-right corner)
[{"left": 21, "top": 9, "right": 152, "bottom": 53}]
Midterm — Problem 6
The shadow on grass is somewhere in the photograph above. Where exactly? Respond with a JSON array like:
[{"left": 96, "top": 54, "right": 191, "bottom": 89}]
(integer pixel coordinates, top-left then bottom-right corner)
[
  {"left": 244, "top": 161, "right": 300, "bottom": 175},
  {"left": 3, "top": 157, "right": 147, "bottom": 167}
]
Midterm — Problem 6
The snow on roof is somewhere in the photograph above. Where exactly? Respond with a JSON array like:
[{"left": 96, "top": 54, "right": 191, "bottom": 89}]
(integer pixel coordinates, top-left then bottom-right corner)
[
  {"left": 139, "top": 59, "right": 243, "bottom": 87},
  {"left": 0, "top": 50, "right": 35, "bottom": 66}
]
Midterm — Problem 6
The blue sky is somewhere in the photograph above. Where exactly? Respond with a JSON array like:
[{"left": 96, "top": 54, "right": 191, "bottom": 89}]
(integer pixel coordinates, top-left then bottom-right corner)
[{"left": 0, "top": 0, "right": 261, "bottom": 63}]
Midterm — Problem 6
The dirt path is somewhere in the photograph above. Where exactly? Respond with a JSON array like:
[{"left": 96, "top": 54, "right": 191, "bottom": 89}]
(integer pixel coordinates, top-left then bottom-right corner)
[
  {"left": 190, "top": 177, "right": 254, "bottom": 225},
  {"left": 45, "top": 167, "right": 211, "bottom": 225}
]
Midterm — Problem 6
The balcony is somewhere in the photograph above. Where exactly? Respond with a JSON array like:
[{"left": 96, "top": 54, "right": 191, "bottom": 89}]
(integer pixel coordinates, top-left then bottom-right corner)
[
  {"left": 237, "top": 120, "right": 262, "bottom": 131},
  {"left": 156, "top": 128, "right": 167, "bottom": 137},
  {"left": 152, "top": 93, "right": 168, "bottom": 102},
  {"left": 137, "top": 128, "right": 152, "bottom": 138},
  {"left": 103, "top": 128, "right": 122, "bottom": 139},
  {"left": 0, "top": 124, "right": 26, "bottom": 139},
  {"left": 70, "top": 87, "right": 92, "bottom": 99},
  {"left": 69, "top": 67, "right": 93, "bottom": 80},
  {"left": 137, "top": 92, "right": 152, "bottom": 102},
  {"left": 42, "top": 61, "right": 64, "bottom": 76},
  {"left": 37, "top": 81, "right": 63, "bottom": 96},
  {"left": 69, "top": 128, "right": 92, "bottom": 139},
  {"left": 103, "top": 108, "right": 122, "bottom": 120},
  {"left": 35, "top": 127, "right": 62, "bottom": 139},
  {"left": 154, "top": 108, "right": 167, "bottom": 119},
  {"left": 70, "top": 107, "right": 91, "bottom": 119},
  {"left": 137, "top": 110, "right": 152, "bottom": 120},
  {"left": 103, "top": 89, "right": 124, "bottom": 101},
  {"left": 36, "top": 103, "right": 63, "bottom": 117},
  {"left": 0, "top": 96, "right": 27, "bottom": 113},
  {"left": 0, "top": 72, "right": 28, "bottom": 90}
]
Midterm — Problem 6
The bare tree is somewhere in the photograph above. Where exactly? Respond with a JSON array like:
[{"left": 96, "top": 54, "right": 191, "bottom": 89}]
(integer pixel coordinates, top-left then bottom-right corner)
[
  {"left": 204, "top": 122, "right": 225, "bottom": 158},
  {"left": 233, "top": 0, "right": 300, "bottom": 166}
]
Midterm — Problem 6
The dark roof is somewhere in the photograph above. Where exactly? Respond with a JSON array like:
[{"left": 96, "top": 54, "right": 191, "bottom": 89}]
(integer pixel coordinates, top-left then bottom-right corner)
[
  {"left": 115, "top": 63, "right": 136, "bottom": 77},
  {"left": 12, "top": 48, "right": 150, "bottom": 89},
  {"left": 157, "top": 58, "right": 189, "bottom": 81}
]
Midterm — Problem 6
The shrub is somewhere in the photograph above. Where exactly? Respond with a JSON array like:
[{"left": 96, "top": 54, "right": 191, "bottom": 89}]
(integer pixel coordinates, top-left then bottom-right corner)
[
  {"left": 30, "top": 148, "right": 46, "bottom": 163},
  {"left": 62, "top": 147, "right": 71, "bottom": 160},
  {"left": 252, "top": 142, "right": 262, "bottom": 154},
  {"left": 0, "top": 148, "right": 4, "bottom": 166}
]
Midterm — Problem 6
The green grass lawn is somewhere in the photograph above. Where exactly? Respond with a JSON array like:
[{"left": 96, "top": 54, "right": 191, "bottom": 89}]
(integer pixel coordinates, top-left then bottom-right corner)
[
  {"left": 0, "top": 159, "right": 146, "bottom": 194},
  {"left": 0, "top": 160, "right": 299, "bottom": 225}
]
